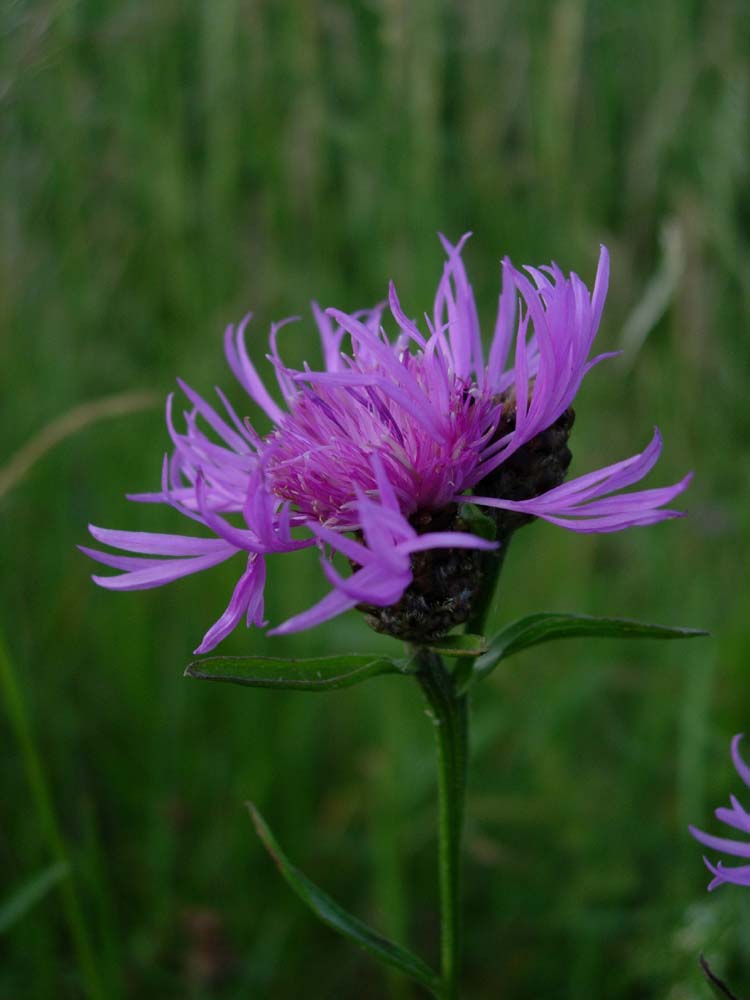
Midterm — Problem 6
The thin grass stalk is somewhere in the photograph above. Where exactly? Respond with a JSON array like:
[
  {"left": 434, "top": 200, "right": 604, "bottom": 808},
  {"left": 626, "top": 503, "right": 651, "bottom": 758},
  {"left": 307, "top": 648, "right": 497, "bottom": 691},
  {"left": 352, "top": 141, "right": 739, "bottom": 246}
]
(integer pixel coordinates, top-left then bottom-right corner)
[{"left": 0, "top": 629, "right": 104, "bottom": 1000}]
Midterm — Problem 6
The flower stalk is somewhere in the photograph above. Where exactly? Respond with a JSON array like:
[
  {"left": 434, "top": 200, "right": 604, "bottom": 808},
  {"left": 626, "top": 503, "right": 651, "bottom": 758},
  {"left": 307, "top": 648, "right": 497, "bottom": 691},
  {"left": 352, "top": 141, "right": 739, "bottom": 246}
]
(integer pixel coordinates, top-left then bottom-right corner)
[{"left": 416, "top": 647, "right": 469, "bottom": 1000}]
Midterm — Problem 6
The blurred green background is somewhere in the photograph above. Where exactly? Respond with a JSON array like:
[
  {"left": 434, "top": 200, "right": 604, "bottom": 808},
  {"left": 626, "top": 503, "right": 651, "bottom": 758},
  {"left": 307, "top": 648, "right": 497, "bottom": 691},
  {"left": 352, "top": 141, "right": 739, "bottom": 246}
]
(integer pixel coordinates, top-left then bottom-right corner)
[{"left": 1, "top": 1, "right": 748, "bottom": 997}]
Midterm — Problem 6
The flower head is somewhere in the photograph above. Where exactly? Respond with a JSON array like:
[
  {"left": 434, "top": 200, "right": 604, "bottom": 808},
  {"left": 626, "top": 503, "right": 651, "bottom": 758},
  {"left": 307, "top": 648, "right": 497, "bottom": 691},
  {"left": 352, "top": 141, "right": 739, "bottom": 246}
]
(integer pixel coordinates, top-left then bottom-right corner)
[
  {"left": 689, "top": 734, "right": 750, "bottom": 890},
  {"left": 82, "top": 236, "right": 691, "bottom": 652}
]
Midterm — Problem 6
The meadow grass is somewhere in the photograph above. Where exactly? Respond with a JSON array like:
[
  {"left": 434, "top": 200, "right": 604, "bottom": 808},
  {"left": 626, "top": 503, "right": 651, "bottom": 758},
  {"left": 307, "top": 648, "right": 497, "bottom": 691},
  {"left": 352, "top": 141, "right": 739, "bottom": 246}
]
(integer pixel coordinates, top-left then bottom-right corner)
[{"left": 1, "top": 1, "right": 748, "bottom": 996}]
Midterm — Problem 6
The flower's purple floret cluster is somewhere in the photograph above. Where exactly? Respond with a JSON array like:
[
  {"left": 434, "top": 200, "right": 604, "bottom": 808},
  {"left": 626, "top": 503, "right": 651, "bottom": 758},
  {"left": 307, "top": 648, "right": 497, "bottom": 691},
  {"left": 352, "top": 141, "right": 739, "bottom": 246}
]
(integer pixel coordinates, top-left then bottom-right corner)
[
  {"left": 690, "top": 734, "right": 750, "bottom": 890},
  {"left": 82, "top": 235, "right": 691, "bottom": 652}
]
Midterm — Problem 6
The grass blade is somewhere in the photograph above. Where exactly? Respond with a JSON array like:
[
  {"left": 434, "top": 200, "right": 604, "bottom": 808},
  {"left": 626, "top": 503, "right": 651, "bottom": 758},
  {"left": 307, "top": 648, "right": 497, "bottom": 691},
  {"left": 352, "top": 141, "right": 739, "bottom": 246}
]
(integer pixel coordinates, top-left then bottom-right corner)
[
  {"left": 0, "top": 862, "right": 69, "bottom": 934},
  {"left": 0, "top": 631, "right": 105, "bottom": 998}
]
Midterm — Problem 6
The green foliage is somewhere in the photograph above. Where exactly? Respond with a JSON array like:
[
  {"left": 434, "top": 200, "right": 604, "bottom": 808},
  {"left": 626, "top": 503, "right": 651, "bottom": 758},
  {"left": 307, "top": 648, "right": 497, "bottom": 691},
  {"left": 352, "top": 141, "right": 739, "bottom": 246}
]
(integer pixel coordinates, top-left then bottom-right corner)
[
  {"left": 468, "top": 612, "right": 709, "bottom": 687},
  {"left": 1, "top": 0, "right": 748, "bottom": 997},
  {"left": 248, "top": 804, "right": 442, "bottom": 996},
  {"left": 423, "top": 634, "right": 489, "bottom": 658},
  {"left": 186, "top": 653, "right": 414, "bottom": 691}
]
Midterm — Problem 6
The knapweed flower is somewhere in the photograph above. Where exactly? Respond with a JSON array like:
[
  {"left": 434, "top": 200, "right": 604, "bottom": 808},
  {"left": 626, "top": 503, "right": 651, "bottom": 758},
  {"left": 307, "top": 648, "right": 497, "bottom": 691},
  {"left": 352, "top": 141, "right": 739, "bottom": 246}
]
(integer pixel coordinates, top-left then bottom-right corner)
[
  {"left": 689, "top": 734, "right": 750, "bottom": 889},
  {"left": 82, "top": 235, "right": 691, "bottom": 652}
]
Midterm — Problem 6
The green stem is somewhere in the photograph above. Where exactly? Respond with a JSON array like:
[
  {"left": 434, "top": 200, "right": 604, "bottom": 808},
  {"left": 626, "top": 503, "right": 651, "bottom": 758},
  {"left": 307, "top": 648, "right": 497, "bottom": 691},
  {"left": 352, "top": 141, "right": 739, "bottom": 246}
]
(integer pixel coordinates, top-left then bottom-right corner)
[
  {"left": 416, "top": 649, "right": 468, "bottom": 1000},
  {"left": 0, "top": 630, "right": 104, "bottom": 1000},
  {"left": 375, "top": 682, "right": 412, "bottom": 1000}
]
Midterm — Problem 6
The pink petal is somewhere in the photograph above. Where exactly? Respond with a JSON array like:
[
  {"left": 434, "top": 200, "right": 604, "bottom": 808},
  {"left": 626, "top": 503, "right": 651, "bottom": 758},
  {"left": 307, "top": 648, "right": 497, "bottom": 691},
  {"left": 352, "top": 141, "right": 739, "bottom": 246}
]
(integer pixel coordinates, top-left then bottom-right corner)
[
  {"left": 388, "top": 281, "right": 427, "bottom": 348},
  {"left": 401, "top": 532, "right": 498, "bottom": 554},
  {"left": 487, "top": 265, "right": 516, "bottom": 390},
  {"left": 311, "top": 523, "right": 376, "bottom": 565},
  {"left": 176, "top": 378, "right": 249, "bottom": 453},
  {"left": 224, "top": 316, "right": 284, "bottom": 424},
  {"left": 87, "top": 525, "right": 229, "bottom": 556},
  {"left": 731, "top": 734, "right": 750, "bottom": 788},
  {"left": 268, "top": 587, "right": 358, "bottom": 636},
  {"left": 320, "top": 559, "right": 409, "bottom": 605},
  {"left": 79, "top": 546, "right": 170, "bottom": 572},
  {"left": 194, "top": 554, "right": 266, "bottom": 653},
  {"left": 92, "top": 549, "right": 236, "bottom": 591},
  {"left": 688, "top": 825, "right": 750, "bottom": 859},
  {"left": 703, "top": 858, "right": 750, "bottom": 890},
  {"left": 715, "top": 800, "right": 750, "bottom": 834}
]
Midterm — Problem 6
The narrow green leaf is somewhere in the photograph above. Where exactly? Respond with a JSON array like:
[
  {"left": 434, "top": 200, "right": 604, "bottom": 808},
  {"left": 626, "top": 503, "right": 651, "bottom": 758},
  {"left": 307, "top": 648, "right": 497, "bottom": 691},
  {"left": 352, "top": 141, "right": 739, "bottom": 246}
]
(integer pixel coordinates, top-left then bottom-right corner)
[
  {"left": 247, "top": 804, "right": 442, "bottom": 996},
  {"left": 423, "top": 634, "right": 488, "bottom": 658},
  {"left": 185, "top": 653, "right": 413, "bottom": 691},
  {"left": 0, "top": 862, "right": 69, "bottom": 934},
  {"left": 472, "top": 612, "right": 708, "bottom": 683}
]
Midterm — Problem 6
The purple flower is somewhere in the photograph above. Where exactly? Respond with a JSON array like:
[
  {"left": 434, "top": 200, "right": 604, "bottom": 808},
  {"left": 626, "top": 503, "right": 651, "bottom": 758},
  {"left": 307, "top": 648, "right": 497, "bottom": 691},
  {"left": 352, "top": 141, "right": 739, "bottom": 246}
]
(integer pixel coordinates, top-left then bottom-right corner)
[
  {"left": 82, "top": 235, "right": 691, "bottom": 652},
  {"left": 689, "top": 734, "right": 750, "bottom": 890}
]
